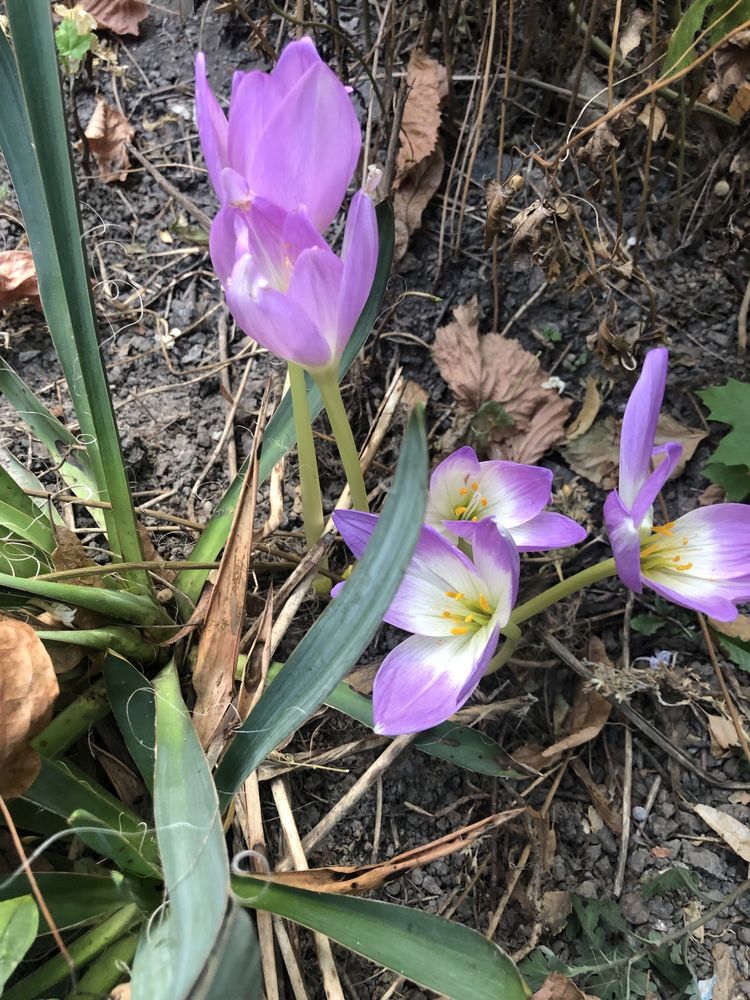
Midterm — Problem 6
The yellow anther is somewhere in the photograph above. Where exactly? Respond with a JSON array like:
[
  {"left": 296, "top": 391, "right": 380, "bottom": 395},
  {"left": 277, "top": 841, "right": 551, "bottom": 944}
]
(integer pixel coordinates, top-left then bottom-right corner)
[
  {"left": 672, "top": 555, "right": 681, "bottom": 562},
  {"left": 652, "top": 522, "right": 675, "bottom": 537},
  {"left": 459, "top": 487, "right": 469, "bottom": 496},
  {"left": 471, "top": 481, "right": 479, "bottom": 491},
  {"left": 464, "top": 614, "right": 475, "bottom": 623},
  {"left": 675, "top": 561, "right": 693, "bottom": 571},
  {"left": 454, "top": 506, "right": 468, "bottom": 517},
  {"left": 471, "top": 516, "right": 479, "bottom": 522},
  {"left": 480, "top": 497, "right": 488, "bottom": 507},
  {"left": 479, "top": 594, "right": 491, "bottom": 613},
  {"left": 451, "top": 626, "right": 469, "bottom": 636},
  {"left": 442, "top": 611, "right": 453, "bottom": 618},
  {"left": 682, "top": 537, "right": 689, "bottom": 546},
  {"left": 445, "top": 590, "right": 464, "bottom": 599}
]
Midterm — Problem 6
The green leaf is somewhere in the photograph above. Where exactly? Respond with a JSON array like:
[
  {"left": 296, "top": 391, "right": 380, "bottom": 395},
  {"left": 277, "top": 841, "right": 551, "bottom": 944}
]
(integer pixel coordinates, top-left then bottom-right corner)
[
  {"left": 703, "top": 462, "right": 750, "bottom": 501},
  {"left": 630, "top": 613, "right": 665, "bottom": 636},
  {"left": 66, "top": 933, "right": 138, "bottom": 1000},
  {"left": 103, "top": 655, "right": 156, "bottom": 792},
  {"left": 234, "top": 879, "right": 527, "bottom": 1000},
  {"left": 662, "top": 0, "right": 750, "bottom": 75},
  {"left": 213, "top": 406, "right": 428, "bottom": 809},
  {"left": 698, "top": 379, "right": 750, "bottom": 497},
  {"left": 0, "top": 536, "right": 51, "bottom": 579},
  {"left": 0, "top": 896, "right": 38, "bottom": 993},
  {"left": 54, "top": 19, "right": 95, "bottom": 64},
  {"left": 715, "top": 632, "right": 750, "bottom": 672},
  {"left": 32, "top": 676, "right": 110, "bottom": 758},
  {"left": 0, "top": 873, "right": 155, "bottom": 933},
  {"left": 176, "top": 199, "right": 395, "bottom": 610},
  {"left": 68, "top": 809, "right": 162, "bottom": 879},
  {"left": 131, "top": 663, "right": 255, "bottom": 1000},
  {"left": 0, "top": 465, "right": 55, "bottom": 552},
  {"left": 326, "top": 680, "right": 521, "bottom": 778},
  {"left": 188, "top": 904, "right": 262, "bottom": 1000},
  {"left": 2, "top": 6, "right": 147, "bottom": 579}
]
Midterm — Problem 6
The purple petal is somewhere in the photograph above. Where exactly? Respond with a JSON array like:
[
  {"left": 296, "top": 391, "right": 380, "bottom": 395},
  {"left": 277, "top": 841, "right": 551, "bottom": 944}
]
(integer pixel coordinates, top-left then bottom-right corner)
[
  {"left": 477, "top": 460, "right": 553, "bottom": 527},
  {"left": 271, "top": 37, "right": 322, "bottom": 91},
  {"left": 630, "top": 441, "right": 683, "bottom": 526},
  {"left": 285, "top": 246, "right": 343, "bottom": 363},
  {"left": 619, "top": 347, "right": 668, "bottom": 509},
  {"left": 509, "top": 511, "right": 588, "bottom": 552},
  {"left": 643, "top": 574, "right": 742, "bottom": 622},
  {"left": 195, "top": 52, "right": 229, "bottom": 200},
  {"left": 248, "top": 61, "right": 361, "bottom": 232},
  {"left": 336, "top": 192, "right": 378, "bottom": 352},
  {"left": 209, "top": 205, "right": 240, "bottom": 287},
  {"left": 467, "top": 519, "right": 520, "bottom": 621},
  {"left": 426, "top": 447, "right": 481, "bottom": 526},
  {"left": 662, "top": 505, "right": 750, "bottom": 580},
  {"left": 372, "top": 628, "right": 498, "bottom": 735},
  {"left": 603, "top": 490, "right": 643, "bottom": 593}
]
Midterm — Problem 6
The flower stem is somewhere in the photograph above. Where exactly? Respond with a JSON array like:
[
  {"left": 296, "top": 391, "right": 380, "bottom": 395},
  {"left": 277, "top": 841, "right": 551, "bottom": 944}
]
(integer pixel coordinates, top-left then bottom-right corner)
[
  {"left": 315, "top": 370, "right": 369, "bottom": 511},
  {"left": 288, "top": 362, "right": 325, "bottom": 549},
  {"left": 510, "top": 557, "right": 618, "bottom": 626},
  {"left": 485, "top": 623, "right": 522, "bottom": 675}
]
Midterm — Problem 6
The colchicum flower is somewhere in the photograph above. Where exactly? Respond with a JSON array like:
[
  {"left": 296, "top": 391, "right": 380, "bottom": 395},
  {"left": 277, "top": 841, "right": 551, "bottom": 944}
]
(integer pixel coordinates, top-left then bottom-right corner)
[
  {"left": 604, "top": 347, "right": 750, "bottom": 621},
  {"left": 333, "top": 511, "right": 519, "bottom": 734},
  {"left": 195, "top": 39, "right": 361, "bottom": 231},
  {"left": 425, "top": 445, "right": 586, "bottom": 551}
]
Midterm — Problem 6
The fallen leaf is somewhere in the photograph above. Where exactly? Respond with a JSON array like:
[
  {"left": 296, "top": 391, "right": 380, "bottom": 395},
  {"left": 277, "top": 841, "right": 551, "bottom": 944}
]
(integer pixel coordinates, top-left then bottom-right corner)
[
  {"left": 248, "top": 808, "right": 524, "bottom": 894},
  {"left": 78, "top": 0, "right": 148, "bottom": 35},
  {"left": 483, "top": 173, "right": 524, "bottom": 249},
  {"left": 695, "top": 803, "right": 750, "bottom": 863},
  {"left": 0, "top": 251, "right": 41, "bottom": 311},
  {"left": 619, "top": 8, "right": 650, "bottom": 59},
  {"left": 707, "top": 714, "right": 741, "bottom": 756},
  {"left": 586, "top": 299, "right": 641, "bottom": 371},
  {"left": 651, "top": 845, "right": 672, "bottom": 858},
  {"left": 653, "top": 413, "right": 707, "bottom": 479},
  {"left": 710, "top": 27, "right": 750, "bottom": 96},
  {"left": 709, "top": 614, "right": 750, "bottom": 641},
  {"left": 52, "top": 523, "right": 98, "bottom": 585},
  {"left": 729, "top": 791, "right": 750, "bottom": 805},
  {"left": 433, "top": 297, "right": 571, "bottom": 464},
  {"left": 683, "top": 899, "right": 704, "bottom": 943},
  {"left": 0, "top": 620, "right": 60, "bottom": 798},
  {"left": 713, "top": 942, "right": 735, "bottom": 1000},
  {"left": 577, "top": 107, "right": 637, "bottom": 173},
  {"left": 507, "top": 197, "right": 572, "bottom": 280},
  {"left": 542, "top": 682, "right": 611, "bottom": 757},
  {"left": 637, "top": 103, "right": 667, "bottom": 141},
  {"left": 571, "top": 757, "right": 623, "bottom": 835},
  {"left": 393, "top": 145, "right": 444, "bottom": 262},
  {"left": 540, "top": 890, "right": 572, "bottom": 933},
  {"left": 566, "top": 376, "right": 601, "bottom": 441},
  {"left": 533, "top": 973, "right": 600, "bottom": 1000},
  {"left": 698, "top": 483, "right": 725, "bottom": 505},
  {"left": 82, "top": 98, "right": 134, "bottom": 183},
  {"left": 728, "top": 83, "right": 750, "bottom": 123}
]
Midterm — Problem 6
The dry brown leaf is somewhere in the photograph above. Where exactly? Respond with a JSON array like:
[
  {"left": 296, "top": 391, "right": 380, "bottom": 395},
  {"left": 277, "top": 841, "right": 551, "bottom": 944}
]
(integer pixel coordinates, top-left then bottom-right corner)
[
  {"left": 577, "top": 107, "right": 637, "bottom": 173},
  {"left": 483, "top": 173, "right": 524, "bottom": 249},
  {"left": 637, "top": 103, "right": 667, "bottom": 141},
  {"left": 395, "top": 50, "right": 448, "bottom": 177},
  {"left": 542, "top": 681, "right": 611, "bottom": 758},
  {"left": 52, "top": 523, "right": 98, "bottom": 585},
  {"left": 393, "top": 145, "right": 444, "bottom": 262},
  {"left": 586, "top": 302, "right": 642, "bottom": 371},
  {"left": 541, "top": 890, "right": 572, "bottom": 934},
  {"left": 533, "top": 973, "right": 600, "bottom": 1000},
  {"left": 508, "top": 198, "right": 572, "bottom": 279},
  {"left": 570, "top": 757, "right": 623, "bottom": 835},
  {"left": 712, "top": 28, "right": 750, "bottom": 94},
  {"left": 729, "top": 791, "right": 750, "bottom": 805},
  {"left": 619, "top": 9, "right": 650, "bottom": 60},
  {"left": 707, "top": 714, "right": 741, "bottom": 756},
  {"left": 433, "top": 297, "right": 571, "bottom": 463},
  {"left": 699, "top": 483, "right": 725, "bottom": 506},
  {"left": 728, "top": 83, "right": 750, "bottom": 122},
  {"left": 0, "top": 620, "right": 60, "bottom": 798},
  {"left": 82, "top": 99, "right": 134, "bottom": 183},
  {"left": 235, "top": 587, "right": 273, "bottom": 724},
  {"left": 561, "top": 413, "right": 706, "bottom": 488},
  {"left": 709, "top": 613, "right": 750, "bottom": 640},
  {"left": 248, "top": 808, "right": 524, "bottom": 894},
  {"left": 566, "top": 376, "right": 601, "bottom": 441},
  {"left": 695, "top": 803, "right": 750, "bottom": 863},
  {"left": 651, "top": 845, "right": 672, "bottom": 858},
  {"left": 0, "top": 251, "right": 41, "bottom": 311},
  {"left": 79, "top": 0, "right": 148, "bottom": 35},
  {"left": 713, "top": 943, "right": 735, "bottom": 1000}
]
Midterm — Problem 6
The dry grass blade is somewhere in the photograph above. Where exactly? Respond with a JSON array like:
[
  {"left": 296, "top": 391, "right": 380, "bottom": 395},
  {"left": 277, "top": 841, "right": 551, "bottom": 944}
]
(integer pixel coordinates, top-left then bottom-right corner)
[
  {"left": 250, "top": 808, "right": 525, "bottom": 895},
  {"left": 695, "top": 803, "right": 750, "bottom": 863},
  {"left": 0, "top": 619, "right": 60, "bottom": 797},
  {"left": 192, "top": 391, "right": 268, "bottom": 750}
]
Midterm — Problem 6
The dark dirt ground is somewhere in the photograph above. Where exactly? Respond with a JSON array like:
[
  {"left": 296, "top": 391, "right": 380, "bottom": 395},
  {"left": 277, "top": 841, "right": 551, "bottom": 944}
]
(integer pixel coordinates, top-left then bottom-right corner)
[{"left": 2, "top": 2, "right": 750, "bottom": 998}]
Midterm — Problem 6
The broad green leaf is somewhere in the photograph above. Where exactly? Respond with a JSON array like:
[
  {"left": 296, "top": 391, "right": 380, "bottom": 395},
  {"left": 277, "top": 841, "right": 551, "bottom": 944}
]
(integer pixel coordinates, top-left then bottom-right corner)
[
  {"left": 233, "top": 879, "right": 528, "bottom": 1000},
  {"left": 176, "top": 200, "right": 395, "bottom": 610},
  {"left": 663, "top": 0, "right": 750, "bottom": 74},
  {"left": 66, "top": 933, "right": 138, "bottom": 1000},
  {"left": 213, "top": 406, "right": 428, "bottom": 808},
  {"left": 68, "top": 809, "right": 162, "bottom": 880},
  {"left": 703, "top": 462, "right": 750, "bottom": 501},
  {"left": 131, "top": 663, "right": 254, "bottom": 1000},
  {"left": 0, "top": 896, "right": 37, "bottom": 993},
  {"left": 188, "top": 904, "right": 262, "bottom": 1000},
  {"left": 641, "top": 867, "right": 701, "bottom": 901},
  {"left": 326, "top": 680, "right": 521, "bottom": 778},
  {"left": 0, "top": 873, "right": 155, "bottom": 933},
  {"left": 0, "top": 465, "right": 55, "bottom": 551},
  {"left": 103, "top": 655, "right": 156, "bottom": 792},
  {"left": 0, "top": 535, "right": 51, "bottom": 579},
  {"left": 698, "top": 379, "right": 750, "bottom": 500},
  {"left": 630, "top": 613, "right": 666, "bottom": 636},
  {"left": 2, "top": 6, "right": 147, "bottom": 579},
  {"left": 715, "top": 631, "right": 750, "bottom": 672}
]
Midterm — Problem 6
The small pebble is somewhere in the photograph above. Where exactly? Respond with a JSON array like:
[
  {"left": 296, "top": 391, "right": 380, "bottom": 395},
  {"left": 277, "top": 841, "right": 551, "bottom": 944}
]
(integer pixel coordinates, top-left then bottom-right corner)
[{"left": 632, "top": 805, "right": 648, "bottom": 822}]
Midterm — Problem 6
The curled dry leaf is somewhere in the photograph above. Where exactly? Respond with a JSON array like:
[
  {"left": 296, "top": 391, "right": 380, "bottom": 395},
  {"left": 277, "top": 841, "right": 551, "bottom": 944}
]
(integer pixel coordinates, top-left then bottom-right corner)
[
  {"left": 82, "top": 98, "right": 134, "bottom": 183},
  {"left": 78, "top": 0, "right": 148, "bottom": 36},
  {"left": 708, "top": 613, "right": 750, "bottom": 641},
  {"left": 566, "top": 375, "right": 601, "bottom": 441},
  {"left": 508, "top": 197, "right": 572, "bottom": 281},
  {"left": 483, "top": 172, "right": 524, "bottom": 249},
  {"left": 0, "top": 620, "right": 60, "bottom": 798},
  {"left": 577, "top": 107, "right": 637, "bottom": 174},
  {"left": 392, "top": 50, "right": 448, "bottom": 261},
  {"left": 0, "top": 251, "right": 41, "bottom": 311},
  {"left": 707, "top": 714, "right": 741, "bottom": 756},
  {"left": 541, "top": 680, "right": 611, "bottom": 758},
  {"left": 540, "top": 890, "right": 572, "bottom": 934},
  {"left": 433, "top": 297, "right": 571, "bottom": 464},
  {"left": 532, "top": 973, "right": 600, "bottom": 1000},
  {"left": 586, "top": 300, "right": 643, "bottom": 371},
  {"left": 619, "top": 8, "right": 650, "bottom": 60},
  {"left": 695, "top": 803, "right": 750, "bottom": 863},
  {"left": 637, "top": 102, "right": 668, "bottom": 141}
]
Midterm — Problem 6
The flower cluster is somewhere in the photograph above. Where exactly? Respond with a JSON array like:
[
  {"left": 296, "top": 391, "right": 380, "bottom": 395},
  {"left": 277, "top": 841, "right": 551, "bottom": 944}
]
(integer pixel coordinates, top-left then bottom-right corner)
[{"left": 196, "top": 40, "right": 378, "bottom": 374}]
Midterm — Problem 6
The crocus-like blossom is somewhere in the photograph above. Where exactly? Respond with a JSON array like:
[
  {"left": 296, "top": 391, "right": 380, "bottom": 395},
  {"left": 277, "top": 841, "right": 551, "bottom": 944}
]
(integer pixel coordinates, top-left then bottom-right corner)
[
  {"left": 604, "top": 348, "right": 750, "bottom": 621},
  {"left": 425, "top": 445, "right": 586, "bottom": 551},
  {"left": 195, "top": 39, "right": 361, "bottom": 232},
  {"left": 332, "top": 511, "right": 519, "bottom": 734}
]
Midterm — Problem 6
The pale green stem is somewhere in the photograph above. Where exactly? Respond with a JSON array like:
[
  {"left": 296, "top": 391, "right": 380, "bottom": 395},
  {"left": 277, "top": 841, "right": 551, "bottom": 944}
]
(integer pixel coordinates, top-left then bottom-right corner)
[
  {"left": 315, "top": 370, "right": 369, "bottom": 511},
  {"left": 510, "top": 557, "right": 618, "bottom": 626},
  {"left": 288, "top": 362, "right": 326, "bottom": 549},
  {"left": 485, "top": 623, "right": 522, "bottom": 675}
]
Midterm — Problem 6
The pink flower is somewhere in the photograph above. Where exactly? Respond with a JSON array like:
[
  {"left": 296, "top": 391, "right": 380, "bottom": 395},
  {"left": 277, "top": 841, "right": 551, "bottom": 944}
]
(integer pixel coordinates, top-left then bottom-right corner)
[
  {"left": 604, "top": 348, "right": 750, "bottom": 620},
  {"left": 195, "top": 39, "right": 361, "bottom": 232},
  {"left": 333, "top": 511, "right": 519, "bottom": 734}
]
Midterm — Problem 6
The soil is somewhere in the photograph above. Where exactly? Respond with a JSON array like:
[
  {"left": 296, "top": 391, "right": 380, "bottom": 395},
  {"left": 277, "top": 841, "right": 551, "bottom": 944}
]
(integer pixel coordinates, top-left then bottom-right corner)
[{"left": 1, "top": 2, "right": 750, "bottom": 998}]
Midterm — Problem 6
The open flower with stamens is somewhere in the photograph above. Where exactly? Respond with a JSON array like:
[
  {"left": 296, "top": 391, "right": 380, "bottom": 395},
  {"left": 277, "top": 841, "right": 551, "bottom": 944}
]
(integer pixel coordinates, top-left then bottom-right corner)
[
  {"left": 425, "top": 446, "right": 586, "bottom": 551},
  {"left": 604, "top": 348, "right": 750, "bottom": 620},
  {"left": 332, "top": 511, "right": 519, "bottom": 734},
  {"left": 195, "top": 39, "right": 360, "bottom": 232}
]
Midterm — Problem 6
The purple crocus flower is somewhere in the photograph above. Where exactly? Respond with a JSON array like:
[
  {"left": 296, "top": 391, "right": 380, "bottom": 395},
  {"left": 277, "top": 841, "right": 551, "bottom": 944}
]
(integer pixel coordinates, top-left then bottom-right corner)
[
  {"left": 333, "top": 511, "right": 519, "bottom": 734},
  {"left": 604, "top": 348, "right": 750, "bottom": 621},
  {"left": 195, "top": 39, "right": 361, "bottom": 232},
  {"left": 425, "top": 445, "right": 586, "bottom": 551}
]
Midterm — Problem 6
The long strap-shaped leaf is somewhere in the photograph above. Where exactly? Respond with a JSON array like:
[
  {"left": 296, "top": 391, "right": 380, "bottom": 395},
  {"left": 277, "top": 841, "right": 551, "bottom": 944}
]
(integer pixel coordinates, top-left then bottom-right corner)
[
  {"left": 175, "top": 201, "right": 395, "bottom": 609},
  {"left": 131, "top": 663, "right": 260, "bottom": 1000},
  {"left": 233, "top": 879, "right": 529, "bottom": 1000},
  {"left": 1, "top": 6, "right": 147, "bottom": 588},
  {"left": 213, "top": 405, "right": 427, "bottom": 809}
]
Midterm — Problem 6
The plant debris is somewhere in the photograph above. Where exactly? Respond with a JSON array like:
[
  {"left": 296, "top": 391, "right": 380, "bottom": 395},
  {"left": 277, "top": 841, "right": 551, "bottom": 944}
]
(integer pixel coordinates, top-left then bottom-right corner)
[
  {"left": 0, "top": 251, "right": 41, "bottom": 310},
  {"left": 81, "top": 98, "right": 135, "bottom": 183}
]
